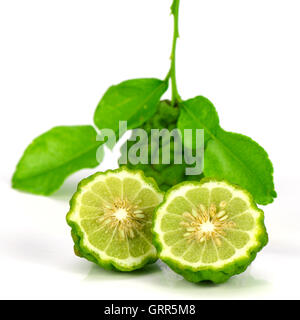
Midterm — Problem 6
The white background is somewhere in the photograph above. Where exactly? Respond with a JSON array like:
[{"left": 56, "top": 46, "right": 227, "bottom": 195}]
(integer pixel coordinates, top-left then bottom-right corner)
[{"left": 0, "top": 0, "right": 299, "bottom": 300}]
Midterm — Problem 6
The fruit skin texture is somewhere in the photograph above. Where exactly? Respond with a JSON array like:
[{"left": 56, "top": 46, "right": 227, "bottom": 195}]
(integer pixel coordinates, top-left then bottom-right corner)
[
  {"left": 120, "top": 100, "right": 203, "bottom": 191},
  {"left": 152, "top": 178, "right": 268, "bottom": 284},
  {"left": 66, "top": 167, "right": 163, "bottom": 272}
]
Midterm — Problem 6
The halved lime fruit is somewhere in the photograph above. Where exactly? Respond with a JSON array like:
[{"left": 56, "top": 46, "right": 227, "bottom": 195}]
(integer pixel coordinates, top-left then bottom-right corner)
[
  {"left": 67, "top": 167, "right": 164, "bottom": 271},
  {"left": 152, "top": 178, "right": 268, "bottom": 283}
]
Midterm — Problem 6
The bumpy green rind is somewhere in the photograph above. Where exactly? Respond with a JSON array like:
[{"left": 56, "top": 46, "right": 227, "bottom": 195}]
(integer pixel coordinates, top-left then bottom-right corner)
[
  {"left": 119, "top": 100, "right": 203, "bottom": 189},
  {"left": 152, "top": 178, "right": 268, "bottom": 284},
  {"left": 66, "top": 166, "right": 163, "bottom": 272}
]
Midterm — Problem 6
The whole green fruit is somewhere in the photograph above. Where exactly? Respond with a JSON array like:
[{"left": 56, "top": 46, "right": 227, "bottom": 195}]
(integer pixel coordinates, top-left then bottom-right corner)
[{"left": 119, "top": 100, "right": 203, "bottom": 190}]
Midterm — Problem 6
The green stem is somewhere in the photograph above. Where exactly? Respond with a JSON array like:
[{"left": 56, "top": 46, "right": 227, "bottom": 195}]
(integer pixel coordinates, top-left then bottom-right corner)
[{"left": 170, "top": 0, "right": 181, "bottom": 105}]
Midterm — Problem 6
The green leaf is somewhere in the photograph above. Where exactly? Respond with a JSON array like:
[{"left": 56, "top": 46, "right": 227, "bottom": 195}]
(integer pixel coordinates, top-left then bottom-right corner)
[
  {"left": 12, "top": 126, "right": 103, "bottom": 195},
  {"left": 177, "top": 96, "right": 276, "bottom": 205},
  {"left": 94, "top": 78, "right": 168, "bottom": 136},
  {"left": 204, "top": 128, "right": 276, "bottom": 205},
  {"left": 177, "top": 96, "right": 220, "bottom": 146}
]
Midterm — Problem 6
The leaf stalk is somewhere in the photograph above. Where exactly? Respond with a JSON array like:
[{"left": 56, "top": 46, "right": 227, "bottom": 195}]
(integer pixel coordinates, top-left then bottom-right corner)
[{"left": 170, "top": 0, "right": 182, "bottom": 105}]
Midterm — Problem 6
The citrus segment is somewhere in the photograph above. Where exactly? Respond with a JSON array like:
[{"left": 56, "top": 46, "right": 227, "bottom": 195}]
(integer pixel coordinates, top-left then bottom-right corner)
[
  {"left": 105, "top": 177, "right": 122, "bottom": 199},
  {"left": 91, "top": 182, "right": 113, "bottom": 203},
  {"left": 163, "top": 229, "right": 186, "bottom": 246},
  {"left": 128, "top": 233, "right": 152, "bottom": 258},
  {"left": 166, "top": 196, "right": 193, "bottom": 215},
  {"left": 123, "top": 178, "right": 142, "bottom": 202},
  {"left": 88, "top": 228, "right": 112, "bottom": 251},
  {"left": 160, "top": 214, "right": 182, "bottom": 232},
  {"left": 135, "top": 188, "right": 161, "bottom": 208},
  {"left": 183, "top": 242, "right": 205, "bottom": 263},
  {"left": 210, "top": 187, "right": 232, "bottom": 207},
  {"left": 171, "top": 239, "right": 190, "bottom": 257},
  {"left": 226, "top": 197, "right": 248, "bottom": 216},
  {"left": 224, "top": 229, "right": 250, "bottom": 249},
  {"left": 230, "top": 212, "right": 255, "bottom": 231},
  {"left": 81, "top": 191, "right": 103, "bottom": 207},
  {"left": 216, "top": 239, "right": 236, "bottom": 260},
  {"left": 201, "top": 240, "right": 218, "bottom": 264},
  {"left": 185, "top": 187, "right": 210, "bottom": 207},
  {"left": 106, "top": 232, "right": 129, "bottom": 259},
  {"left": 79, "top": 205, "right": 103, "bottom": 219}
]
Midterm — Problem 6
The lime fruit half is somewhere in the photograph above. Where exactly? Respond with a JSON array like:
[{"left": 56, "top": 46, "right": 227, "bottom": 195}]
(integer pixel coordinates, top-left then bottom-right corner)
[
  {"left": 67, "top": 167, "right": 164, "bottom": 271},
  {"left": 153, "top": 178, "right": 268, "bottom": 283}
]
